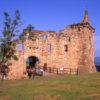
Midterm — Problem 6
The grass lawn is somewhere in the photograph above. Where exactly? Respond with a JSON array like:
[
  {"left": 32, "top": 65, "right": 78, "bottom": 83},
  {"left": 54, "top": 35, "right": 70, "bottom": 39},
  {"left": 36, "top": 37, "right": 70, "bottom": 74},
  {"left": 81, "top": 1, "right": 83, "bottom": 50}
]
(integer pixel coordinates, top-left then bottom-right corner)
[{"left": 0, "top": 73, "right": 100, "bottom": 100}]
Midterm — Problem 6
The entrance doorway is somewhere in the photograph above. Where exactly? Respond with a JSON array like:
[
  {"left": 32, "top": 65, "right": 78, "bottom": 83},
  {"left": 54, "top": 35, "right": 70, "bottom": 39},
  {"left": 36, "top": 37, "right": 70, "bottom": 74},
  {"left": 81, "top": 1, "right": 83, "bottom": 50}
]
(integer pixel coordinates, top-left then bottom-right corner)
[{"left": 26, "top": 56, "right": 39, "bottom": 68}]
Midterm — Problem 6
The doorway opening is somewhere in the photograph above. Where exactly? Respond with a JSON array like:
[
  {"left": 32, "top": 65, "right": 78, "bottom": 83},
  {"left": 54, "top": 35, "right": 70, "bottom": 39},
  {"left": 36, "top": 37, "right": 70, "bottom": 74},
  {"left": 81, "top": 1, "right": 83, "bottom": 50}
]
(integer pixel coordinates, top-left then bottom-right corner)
[{"left": 26, "top": 56, "right": 39, "bottom": 68}]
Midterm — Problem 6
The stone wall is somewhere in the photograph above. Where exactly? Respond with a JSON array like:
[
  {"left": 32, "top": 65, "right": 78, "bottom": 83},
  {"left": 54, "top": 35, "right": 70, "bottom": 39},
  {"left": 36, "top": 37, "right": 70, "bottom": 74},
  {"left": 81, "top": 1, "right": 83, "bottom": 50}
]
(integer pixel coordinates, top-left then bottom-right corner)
[{"left": 7, "top": 11, "right": 96, "bottom": 79}]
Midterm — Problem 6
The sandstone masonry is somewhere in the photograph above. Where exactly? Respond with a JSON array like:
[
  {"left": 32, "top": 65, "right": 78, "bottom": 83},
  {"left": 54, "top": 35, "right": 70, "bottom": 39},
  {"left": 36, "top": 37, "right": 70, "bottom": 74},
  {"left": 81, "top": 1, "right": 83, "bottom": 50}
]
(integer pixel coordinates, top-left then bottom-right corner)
[{"left": 8, "top": 11, "right": 96, "bottom": 79}]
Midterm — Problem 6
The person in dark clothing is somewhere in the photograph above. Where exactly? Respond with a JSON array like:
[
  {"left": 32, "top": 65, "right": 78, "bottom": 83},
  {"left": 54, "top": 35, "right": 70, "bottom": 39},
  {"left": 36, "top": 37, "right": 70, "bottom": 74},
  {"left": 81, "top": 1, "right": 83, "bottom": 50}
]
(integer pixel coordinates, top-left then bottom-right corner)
[
  {"left": 26, "top": 66, "right": 32, "bottom": 79},
  {"left": 26, "top": 66, "right": 36, "bottom": 79},
  {"left": 0, "top": 64, "right": 9, "bottom": 80},
  {"left": 43, "top": 63, "right": 47, "bottom": 71},
  {"left": 27, "top": 68, "right": 32, "bottom": 78}
]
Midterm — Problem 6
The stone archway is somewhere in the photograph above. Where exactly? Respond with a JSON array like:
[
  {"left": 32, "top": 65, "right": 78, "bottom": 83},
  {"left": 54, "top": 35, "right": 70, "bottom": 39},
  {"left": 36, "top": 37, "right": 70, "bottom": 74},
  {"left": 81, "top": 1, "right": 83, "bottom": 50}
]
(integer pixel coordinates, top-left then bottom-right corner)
[{"left": 26, "top": 56, "right": 39, "bottom": 68}]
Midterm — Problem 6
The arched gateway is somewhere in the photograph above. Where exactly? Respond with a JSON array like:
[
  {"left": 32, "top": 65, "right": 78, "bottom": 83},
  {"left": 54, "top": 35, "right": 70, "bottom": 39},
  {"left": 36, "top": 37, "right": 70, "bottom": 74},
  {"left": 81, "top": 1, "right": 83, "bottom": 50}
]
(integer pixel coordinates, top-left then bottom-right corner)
[
  {"left": 26, "top": 56, "right": 39, "bottom": 68},
  {"left": 26, "top": 56, "right": 39, "bottom": 78}
]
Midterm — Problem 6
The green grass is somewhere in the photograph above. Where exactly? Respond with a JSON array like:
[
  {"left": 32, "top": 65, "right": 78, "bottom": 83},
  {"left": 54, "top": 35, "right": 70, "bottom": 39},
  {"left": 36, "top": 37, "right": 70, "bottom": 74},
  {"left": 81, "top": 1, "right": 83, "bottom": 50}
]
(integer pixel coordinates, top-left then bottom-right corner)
[{"left": 0, "top": 73, "right": 100, "bottom": 100}]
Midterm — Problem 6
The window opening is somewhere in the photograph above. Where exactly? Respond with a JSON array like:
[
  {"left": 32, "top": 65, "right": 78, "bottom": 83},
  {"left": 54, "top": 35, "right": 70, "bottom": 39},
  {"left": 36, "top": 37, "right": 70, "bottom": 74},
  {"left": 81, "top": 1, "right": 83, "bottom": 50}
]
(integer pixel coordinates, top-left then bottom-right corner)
[
  {"left": 64, "top": 45, "right": 68, "bottom": 52},
  {"left": 18, "top": 43, "right": 23, "bottom": 51},
  {"left": 48, "top": 44, "right": 52, "bottom": 53},
  {"left": 69, "top": 37, "right": 71, "bottom": 42},
  {"left": 42, "top": 35, "right": 47, "bottom": 41}
]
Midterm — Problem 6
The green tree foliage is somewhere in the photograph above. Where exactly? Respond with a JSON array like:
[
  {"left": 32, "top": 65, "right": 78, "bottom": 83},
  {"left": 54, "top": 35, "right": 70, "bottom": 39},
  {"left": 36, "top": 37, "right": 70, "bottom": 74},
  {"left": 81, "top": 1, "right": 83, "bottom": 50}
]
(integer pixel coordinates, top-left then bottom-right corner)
[{"left": 0, "top": 10, "right": 21, "bottom": 80}]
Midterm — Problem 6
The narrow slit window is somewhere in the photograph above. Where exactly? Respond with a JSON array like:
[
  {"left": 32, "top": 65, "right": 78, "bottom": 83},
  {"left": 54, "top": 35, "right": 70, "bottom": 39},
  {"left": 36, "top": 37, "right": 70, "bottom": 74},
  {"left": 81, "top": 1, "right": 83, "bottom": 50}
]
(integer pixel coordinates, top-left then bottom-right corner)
[
  {"left": 64, "top": 45, "right": 68, "bottom": 52},
  {"left": 69, "top": 37, "right": 71, "bottom": 42},
  {"left": 48, "top": 44, "right": 52, "bottom": 53}
]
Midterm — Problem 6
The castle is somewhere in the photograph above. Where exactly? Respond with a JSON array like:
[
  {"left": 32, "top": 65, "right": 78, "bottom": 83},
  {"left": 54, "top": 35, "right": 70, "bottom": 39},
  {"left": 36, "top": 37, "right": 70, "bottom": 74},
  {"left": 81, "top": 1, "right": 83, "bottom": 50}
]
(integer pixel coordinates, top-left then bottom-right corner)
[{"left": 8, "top": 11, "right": 96, "bottom": 79}]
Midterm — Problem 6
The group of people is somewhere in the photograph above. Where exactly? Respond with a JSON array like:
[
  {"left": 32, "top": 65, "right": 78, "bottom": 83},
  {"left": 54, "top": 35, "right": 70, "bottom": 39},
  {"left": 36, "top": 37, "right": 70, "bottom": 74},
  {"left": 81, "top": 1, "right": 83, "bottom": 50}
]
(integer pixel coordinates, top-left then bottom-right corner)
[
  {"left": 0, "top": 62, "right": 47, "bottom": 80},
  {"left": 26, "top": 66, "right": 36, "bottom": 79},
  {"left": 26, "top": 64, "right": 47, "bottom": 79}
]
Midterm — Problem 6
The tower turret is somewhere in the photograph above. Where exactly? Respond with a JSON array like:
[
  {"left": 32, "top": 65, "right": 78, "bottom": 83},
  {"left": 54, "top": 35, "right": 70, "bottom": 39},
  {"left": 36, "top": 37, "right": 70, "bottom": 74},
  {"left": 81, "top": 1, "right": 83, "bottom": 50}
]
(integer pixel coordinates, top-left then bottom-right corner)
[{"left": 82, "top": 10, "right": 89, "bottom": 23}]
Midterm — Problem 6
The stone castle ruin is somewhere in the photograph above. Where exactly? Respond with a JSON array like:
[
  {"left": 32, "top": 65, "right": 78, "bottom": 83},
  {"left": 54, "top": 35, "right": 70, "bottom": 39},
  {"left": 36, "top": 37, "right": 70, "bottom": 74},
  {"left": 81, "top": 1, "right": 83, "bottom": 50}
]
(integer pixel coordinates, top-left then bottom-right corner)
[{"left": 7, "top": 11, "right": 96, "bottom": 79}]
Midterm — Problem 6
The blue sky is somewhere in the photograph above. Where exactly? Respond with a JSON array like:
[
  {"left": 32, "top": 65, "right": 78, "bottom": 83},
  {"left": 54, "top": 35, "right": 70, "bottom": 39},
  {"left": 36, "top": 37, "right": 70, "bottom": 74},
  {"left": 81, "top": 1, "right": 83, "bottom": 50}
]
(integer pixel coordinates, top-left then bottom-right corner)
[{"left": 0, "top": 0, "right": 100, "bottom": 57}]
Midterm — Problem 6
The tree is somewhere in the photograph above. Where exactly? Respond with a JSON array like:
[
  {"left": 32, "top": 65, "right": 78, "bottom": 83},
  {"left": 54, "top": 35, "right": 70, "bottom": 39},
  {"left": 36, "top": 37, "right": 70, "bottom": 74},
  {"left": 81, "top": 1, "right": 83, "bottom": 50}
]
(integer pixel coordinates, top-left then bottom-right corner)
[{"left": 0, "top": 10, "right": 21, "bottom": 80}]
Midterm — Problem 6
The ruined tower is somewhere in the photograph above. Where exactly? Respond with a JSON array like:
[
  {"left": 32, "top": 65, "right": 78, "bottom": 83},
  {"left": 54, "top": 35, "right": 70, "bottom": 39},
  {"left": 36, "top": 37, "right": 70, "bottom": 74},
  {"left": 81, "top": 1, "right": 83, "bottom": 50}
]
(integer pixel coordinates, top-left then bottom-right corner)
[
  {"left": 78, "top": 10, "right": 96, "bottom": 73},
  {"left": 7, "top": 11, "right": 96, "bottom": 79}
]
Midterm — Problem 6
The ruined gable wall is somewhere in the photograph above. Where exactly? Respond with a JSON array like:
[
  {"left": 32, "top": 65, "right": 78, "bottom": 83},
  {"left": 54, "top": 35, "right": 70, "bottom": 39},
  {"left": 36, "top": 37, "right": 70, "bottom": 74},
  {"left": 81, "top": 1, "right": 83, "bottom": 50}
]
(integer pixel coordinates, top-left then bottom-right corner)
[
  {"left": 8, "top": 43, "right": 26, "bottom": 79},
  {"left": 19, "top": 31, "right": 59, "bottom": 68}
]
